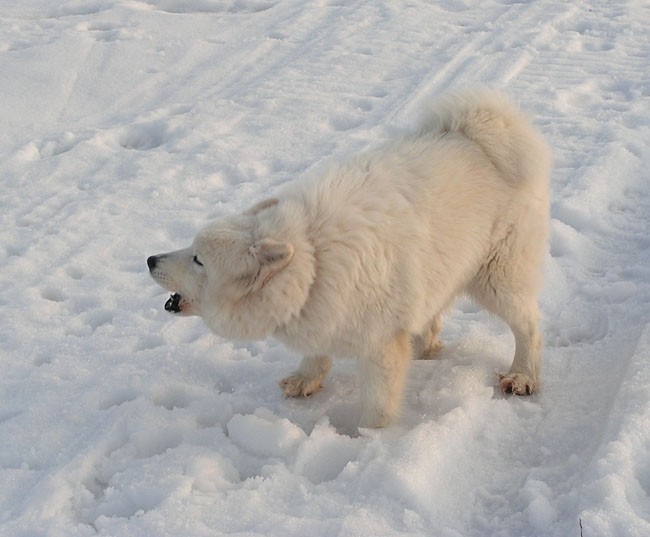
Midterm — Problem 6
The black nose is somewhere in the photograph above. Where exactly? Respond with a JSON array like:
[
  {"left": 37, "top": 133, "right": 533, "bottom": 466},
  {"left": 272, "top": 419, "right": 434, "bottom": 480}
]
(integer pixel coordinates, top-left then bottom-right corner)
[{"left": 147, "top": 256, "right": 157, "bottom": 270}]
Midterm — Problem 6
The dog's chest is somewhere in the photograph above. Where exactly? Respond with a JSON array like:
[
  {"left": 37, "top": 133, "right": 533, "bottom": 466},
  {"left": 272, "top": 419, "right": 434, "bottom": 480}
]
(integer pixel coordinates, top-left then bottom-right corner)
[{"left": 274, "top": 319, "right": 369, "bottom": 359}]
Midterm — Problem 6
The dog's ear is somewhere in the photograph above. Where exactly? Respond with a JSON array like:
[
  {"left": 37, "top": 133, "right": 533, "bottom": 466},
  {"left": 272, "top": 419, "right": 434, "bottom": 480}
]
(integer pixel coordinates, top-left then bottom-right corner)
[
  {"left": 248, "top": 239, "right": 294, "bottom": 289},
  {"left": 245, "top": 198, "right": 279, "bottom": 216}
]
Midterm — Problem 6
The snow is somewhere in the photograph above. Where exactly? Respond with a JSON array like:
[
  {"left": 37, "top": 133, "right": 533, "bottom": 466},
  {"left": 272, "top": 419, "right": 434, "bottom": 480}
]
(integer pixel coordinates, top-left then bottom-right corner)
[{"left": 0, "top": 0, "right": 649, "bottom": 535}]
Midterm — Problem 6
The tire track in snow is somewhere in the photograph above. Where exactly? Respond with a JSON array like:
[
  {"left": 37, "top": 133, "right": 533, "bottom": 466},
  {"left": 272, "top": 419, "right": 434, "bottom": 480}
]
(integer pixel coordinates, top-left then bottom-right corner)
[{"left": 393, "top": 1, "right": 578, "bottom": 121}]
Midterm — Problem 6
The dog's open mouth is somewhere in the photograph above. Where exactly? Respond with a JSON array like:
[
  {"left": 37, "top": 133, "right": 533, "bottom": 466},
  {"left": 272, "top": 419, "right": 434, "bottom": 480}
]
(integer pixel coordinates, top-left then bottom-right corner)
[{"left": 164, "top": 293, "right": 182, "bottom": 313}]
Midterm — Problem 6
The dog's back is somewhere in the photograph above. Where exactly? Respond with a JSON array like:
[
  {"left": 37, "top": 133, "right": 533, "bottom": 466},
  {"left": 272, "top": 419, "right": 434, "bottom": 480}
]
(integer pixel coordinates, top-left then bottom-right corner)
[{"left": 272, "top": 90, "right": 549, "bottom": 359}]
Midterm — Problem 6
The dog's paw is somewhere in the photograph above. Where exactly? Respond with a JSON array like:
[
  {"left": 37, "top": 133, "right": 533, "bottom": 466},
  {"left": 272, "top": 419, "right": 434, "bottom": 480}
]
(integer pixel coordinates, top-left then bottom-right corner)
[
  {"left": 279, "top": 374, "right": 322, "bottom": 398},
  {"left": 417, "top": 340, "right": 443, "bottom": 360},
  {"left": 412, "top": 335, "right": 443, "bottom": 360},
  {"left": 498, "top": 372, "right": 537, "bottom": 395}
]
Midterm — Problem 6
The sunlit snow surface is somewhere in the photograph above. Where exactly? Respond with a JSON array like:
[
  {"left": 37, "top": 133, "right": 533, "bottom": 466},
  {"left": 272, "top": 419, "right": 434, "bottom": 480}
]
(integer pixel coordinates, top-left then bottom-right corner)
[{"left": 1, "top": 1, "right": 649, "bottom": 536}]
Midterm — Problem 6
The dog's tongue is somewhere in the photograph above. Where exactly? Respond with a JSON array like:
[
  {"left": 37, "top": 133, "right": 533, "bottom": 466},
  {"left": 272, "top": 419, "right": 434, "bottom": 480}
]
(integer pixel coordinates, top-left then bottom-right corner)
[{"left": 164, "top": 293, "right": 182, "bottom": 313}]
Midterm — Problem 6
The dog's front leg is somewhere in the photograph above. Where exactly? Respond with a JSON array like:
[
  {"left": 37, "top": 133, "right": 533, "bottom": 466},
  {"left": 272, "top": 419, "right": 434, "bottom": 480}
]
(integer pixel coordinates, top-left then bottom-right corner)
[
  {"left": 280, "top": 355, "right": 332, "bottom": 397},
  {"left": 358, "top": 331, "right": 411, "bottom": 428}
]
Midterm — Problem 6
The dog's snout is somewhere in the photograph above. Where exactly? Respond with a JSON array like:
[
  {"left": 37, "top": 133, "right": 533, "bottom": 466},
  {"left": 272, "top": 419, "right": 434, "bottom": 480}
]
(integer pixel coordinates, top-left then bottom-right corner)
[{"left": 147, "top": 256, "right": 157, "bottom": 271}]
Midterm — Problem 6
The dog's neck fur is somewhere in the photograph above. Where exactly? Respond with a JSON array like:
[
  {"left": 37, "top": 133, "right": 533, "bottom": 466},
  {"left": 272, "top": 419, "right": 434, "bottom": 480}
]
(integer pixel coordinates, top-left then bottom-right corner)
[{"left": 239, "top": 198, "right": 317, "bottom": 338}]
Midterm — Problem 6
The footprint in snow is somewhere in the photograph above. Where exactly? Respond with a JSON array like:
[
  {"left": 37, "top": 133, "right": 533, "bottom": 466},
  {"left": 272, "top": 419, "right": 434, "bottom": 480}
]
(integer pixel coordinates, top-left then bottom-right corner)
[
  {"left": 118, "top": 121, "right": 168, "bottom": 151},
  {"left": 329, "top": 114, "right": 364, "bottom": 132},
  {"left": 146, "top": 0, "right": 278, "bottom": 14}
]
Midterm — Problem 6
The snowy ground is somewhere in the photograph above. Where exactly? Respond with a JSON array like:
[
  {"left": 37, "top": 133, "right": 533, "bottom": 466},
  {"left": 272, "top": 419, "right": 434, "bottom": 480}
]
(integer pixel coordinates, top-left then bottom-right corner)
[{"left": 1, "top": 0, "right": 649, "bottom": 535}]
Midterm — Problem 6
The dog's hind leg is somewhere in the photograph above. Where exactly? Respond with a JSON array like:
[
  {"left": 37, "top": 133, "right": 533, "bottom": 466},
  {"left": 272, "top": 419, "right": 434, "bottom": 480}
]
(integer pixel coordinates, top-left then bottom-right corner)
[
  {"left": 358, "top": 330, "right": 411, "bottom": 428},
  {"left": 496, "top": 303, "right": 541, "bottom": 395},
  {"left": 413, "top": 314, "right": 444, "bottom": 360},
  {"left": 280, "top": 355, "right": 332, "bottom": 397},
  {"left": 472, "top": 283, "right": 542, "bottom": 394},
  {"left": 469, "top": 233, "right": 544, "bottom": 394}
]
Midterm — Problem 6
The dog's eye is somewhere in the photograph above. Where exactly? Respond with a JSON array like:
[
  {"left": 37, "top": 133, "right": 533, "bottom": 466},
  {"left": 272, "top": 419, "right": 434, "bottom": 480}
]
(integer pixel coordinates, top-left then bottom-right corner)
[{"left": 193, "top": 255, "right": 204, "bottom": 267}]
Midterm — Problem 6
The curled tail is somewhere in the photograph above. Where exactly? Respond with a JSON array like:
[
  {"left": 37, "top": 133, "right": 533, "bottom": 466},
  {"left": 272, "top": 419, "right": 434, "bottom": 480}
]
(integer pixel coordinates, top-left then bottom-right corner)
[{"left": 419, "top": 88, "right": 552, "bottom": 187}]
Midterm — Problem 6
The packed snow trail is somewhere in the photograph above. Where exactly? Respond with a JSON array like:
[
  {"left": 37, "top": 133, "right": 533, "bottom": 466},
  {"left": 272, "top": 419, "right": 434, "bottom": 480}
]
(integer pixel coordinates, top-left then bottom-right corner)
[{"left": 0, "top": 1, "right": 649, "bottom": 536}]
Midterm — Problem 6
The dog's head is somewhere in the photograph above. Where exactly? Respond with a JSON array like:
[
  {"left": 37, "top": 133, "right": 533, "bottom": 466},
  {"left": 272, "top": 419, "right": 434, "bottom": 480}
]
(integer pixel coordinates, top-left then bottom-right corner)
[{"left": 148, "top": 208, "right": 311, "bottom": 341}]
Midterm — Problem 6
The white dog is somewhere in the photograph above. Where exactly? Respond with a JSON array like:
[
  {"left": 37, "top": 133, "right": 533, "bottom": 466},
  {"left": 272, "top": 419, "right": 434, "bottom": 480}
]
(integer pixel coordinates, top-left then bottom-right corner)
[{"left": 148, "top": 88, "right": 550, "bottom": 428}]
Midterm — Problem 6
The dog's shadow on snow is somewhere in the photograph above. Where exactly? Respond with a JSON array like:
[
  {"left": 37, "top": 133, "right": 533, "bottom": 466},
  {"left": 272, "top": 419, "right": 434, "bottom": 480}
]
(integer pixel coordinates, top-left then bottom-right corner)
[{"left": 324, "top": 339, "right": 513, "bottom": 436}]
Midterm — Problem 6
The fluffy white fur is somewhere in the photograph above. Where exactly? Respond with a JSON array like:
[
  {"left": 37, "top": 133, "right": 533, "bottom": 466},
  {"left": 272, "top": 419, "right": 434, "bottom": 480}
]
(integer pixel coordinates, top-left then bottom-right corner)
[{"left": 148, "top": 88, "right": 551, "bottom": 428}]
